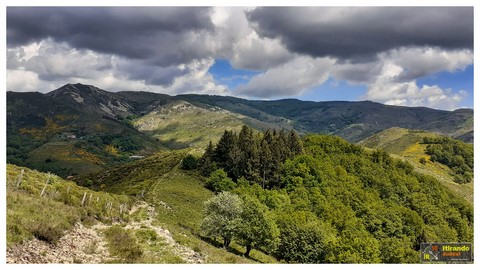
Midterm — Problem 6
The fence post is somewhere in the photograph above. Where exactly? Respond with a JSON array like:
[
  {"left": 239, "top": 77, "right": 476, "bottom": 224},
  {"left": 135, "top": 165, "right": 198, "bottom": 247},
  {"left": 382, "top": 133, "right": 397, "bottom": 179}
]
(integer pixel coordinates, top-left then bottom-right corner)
[
  {"left": 15, "top": 169, "right": 24, "bottom": 189},
  {"left": 81, "top": 192, "right": 87, "bottom": 206},
  {"left": 40, "top": 175, "right": 50, "bottom": 197}
]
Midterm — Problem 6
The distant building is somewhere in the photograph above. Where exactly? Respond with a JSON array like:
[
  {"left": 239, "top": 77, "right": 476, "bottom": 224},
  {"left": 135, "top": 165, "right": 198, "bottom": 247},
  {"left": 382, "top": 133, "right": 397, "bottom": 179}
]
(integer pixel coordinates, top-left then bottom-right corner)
[{"left": 67, "top": 134, "right": 77, "bottom": 140}]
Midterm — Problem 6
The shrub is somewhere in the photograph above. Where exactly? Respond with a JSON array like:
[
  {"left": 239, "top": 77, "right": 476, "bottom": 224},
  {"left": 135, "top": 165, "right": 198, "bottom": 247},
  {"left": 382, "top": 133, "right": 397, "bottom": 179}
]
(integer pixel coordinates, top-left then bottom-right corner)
[
  {"left": 205, "top": 169, "right": 236, "bottom": 193},
  {"left": 419, "top": 157, "right": 427, "bottom": 165},
  {"left": 104, "top": 225, "right": 143, "bottom": 262},
  {"left": 181, "top": 154, "right": 198, "bottom": 170}
]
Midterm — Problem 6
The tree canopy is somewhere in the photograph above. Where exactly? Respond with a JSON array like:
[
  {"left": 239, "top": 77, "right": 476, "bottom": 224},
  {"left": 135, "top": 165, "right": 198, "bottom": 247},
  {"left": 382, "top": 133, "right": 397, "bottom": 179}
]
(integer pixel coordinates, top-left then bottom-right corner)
[{"left": 200, "top": 131, "right": 473, "bottom": 263}]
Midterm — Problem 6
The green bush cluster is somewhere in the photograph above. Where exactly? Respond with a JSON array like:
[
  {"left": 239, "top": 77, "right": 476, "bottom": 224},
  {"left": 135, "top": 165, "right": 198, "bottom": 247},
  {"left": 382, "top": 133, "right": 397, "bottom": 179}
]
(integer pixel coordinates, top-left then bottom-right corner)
[
  {"left": 422, "top": 137, "right": 473, "bottom": 183},
  {"left": 104, "top": 225, "right": 143, "bottom": 263}
]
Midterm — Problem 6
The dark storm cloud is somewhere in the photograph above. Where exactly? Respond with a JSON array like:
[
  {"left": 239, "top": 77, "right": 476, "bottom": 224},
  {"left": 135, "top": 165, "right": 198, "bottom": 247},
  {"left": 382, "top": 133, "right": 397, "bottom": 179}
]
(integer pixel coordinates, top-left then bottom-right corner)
[
  {"left": 113, "top": 59, "right": 189, "bottom": 86},
  {"left": 7, "top": 7, "right": 214, "bottom": 66},
  {"left": 247, "top": 7, "right": 473, "bottom": 60}
]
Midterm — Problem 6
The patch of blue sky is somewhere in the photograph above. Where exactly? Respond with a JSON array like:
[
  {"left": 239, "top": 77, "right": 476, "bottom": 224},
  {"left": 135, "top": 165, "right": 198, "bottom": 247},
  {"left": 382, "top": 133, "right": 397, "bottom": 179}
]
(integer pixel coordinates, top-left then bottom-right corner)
[
  {"left": 208, "top": 59, "right": 261, "bottom": 90},
  {"left": 416, "top": 65, "right": 473, "bottom": 108},
  {"left": 298, "top": 78, "right": 367, "bottom": 102}
]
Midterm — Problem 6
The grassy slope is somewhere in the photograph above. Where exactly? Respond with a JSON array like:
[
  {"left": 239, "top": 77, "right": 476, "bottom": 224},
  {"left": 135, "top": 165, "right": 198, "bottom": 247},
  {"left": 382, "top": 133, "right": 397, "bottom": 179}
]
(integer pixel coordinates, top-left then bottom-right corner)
[
  {"left": 84, "top": 150, "right": 278, "bottom": 263},
  {"left": 133, "top": 101, "right": 247, "bottom": 152},
  {"left": 6, "top": 164, "right": 132, "bottom": 247},
  {"left": 27, "top": 141, "right": 105, "bottom": 175},
  {"left": 359, "top": 127, "right": 473, "bottom": 203}
]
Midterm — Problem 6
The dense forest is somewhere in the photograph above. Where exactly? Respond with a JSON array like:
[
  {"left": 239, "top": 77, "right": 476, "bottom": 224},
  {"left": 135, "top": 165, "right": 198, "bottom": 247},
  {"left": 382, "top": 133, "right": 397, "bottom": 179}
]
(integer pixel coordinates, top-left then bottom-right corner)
[
  {"left": 184, "top": 126, "right": 473, "bottom": 263},
  {"left": 422, "top": 137, "right": 473, "bottom": 184},
  {"left": 196, "top": 125, "right": 304, "bottom": 188}
]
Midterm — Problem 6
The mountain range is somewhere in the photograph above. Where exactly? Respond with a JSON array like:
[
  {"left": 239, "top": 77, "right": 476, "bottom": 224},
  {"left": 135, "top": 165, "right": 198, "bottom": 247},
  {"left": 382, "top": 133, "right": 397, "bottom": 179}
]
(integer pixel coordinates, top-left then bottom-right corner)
[{"left": 7, "top": 83, "right": 473, "bottom": 177}]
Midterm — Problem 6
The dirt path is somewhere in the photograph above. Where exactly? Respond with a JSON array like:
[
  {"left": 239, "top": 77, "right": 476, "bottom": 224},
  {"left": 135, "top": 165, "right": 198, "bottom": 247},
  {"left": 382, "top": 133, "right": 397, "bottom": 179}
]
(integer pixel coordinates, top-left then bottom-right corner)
[
  {"left": 6, "top": 223, "right": 112, "bottom": 264},
  {"left": 7, "top": 201, "right": 203, "bottom": 264},
  {"left": 125, "top": 201, "right": 203, "bottom": 263}
]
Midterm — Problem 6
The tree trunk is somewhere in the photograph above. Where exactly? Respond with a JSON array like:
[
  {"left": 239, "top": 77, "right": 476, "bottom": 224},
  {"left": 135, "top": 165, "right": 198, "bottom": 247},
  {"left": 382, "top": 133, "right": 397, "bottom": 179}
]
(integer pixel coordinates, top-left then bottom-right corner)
[
  {"left": 223, "top": 238, "right": 231, "bottom": 248},
  {"left": 244, "top": 243, "right": 252, "bottom": 257}
]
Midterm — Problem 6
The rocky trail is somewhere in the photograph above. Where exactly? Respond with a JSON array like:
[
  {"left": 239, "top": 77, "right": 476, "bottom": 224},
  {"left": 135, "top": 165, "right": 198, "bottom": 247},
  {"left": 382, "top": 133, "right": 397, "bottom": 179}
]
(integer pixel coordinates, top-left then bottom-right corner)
[{"left": 7, "top": 201, "right": 203, "bottom": 264}]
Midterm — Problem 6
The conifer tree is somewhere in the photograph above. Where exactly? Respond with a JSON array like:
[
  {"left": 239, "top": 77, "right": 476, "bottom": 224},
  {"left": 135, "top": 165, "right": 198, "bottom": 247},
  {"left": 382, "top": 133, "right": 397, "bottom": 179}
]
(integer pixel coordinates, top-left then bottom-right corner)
[
  {"left": 288, "top": 130, "right": 304, "bottom": 157},
  {"left": 214, "top": 130, "right": 236, "bottom": 168},
  {"left": 199, "top": 141, "right": 217, "bottom": 176}
]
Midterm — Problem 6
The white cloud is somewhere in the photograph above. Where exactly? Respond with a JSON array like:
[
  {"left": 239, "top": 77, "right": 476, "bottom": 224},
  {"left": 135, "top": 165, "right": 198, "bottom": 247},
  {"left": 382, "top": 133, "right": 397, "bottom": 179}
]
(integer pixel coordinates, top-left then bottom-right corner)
[
  {"left": 6, "top": 40, "right": 228, "bottom": 96},
  {"left": 6, "top": 8, "right": 473, "bottom": 110},
  {"left": 165, "top": 58, "right": 229, "bottom": 95},
  {"left": 7, "top": 39, "right": 113, "bottom": 82},
  {"left": 384, "top": 47, "right": 473, "bottom": 81},
  {"left": 364, "top": 60, "right": 468, "bottom": 110},
  {"left": 210, "top": 7, "right": 292, "bottom": 70},
  {"left": 7, "top": 70, "right": 39, "bottom": 92},
  {"left": 230, "top": 32, "right": 292, "bottom": 70},
  {"left": 235, "top": 56, "right": 335, "bottom": 98}
]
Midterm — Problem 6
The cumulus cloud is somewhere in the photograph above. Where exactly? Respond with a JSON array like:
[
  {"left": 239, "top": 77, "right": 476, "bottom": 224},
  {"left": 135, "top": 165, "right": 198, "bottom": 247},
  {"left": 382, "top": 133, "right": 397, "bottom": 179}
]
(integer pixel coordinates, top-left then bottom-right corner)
[
  {"left": 6, "top": 7, "right": 473, "bottom": 110},
  {"left": 363, "top": 61, "right": 468, "bottom": 110},
  {"left": 248, "top": 7, "right": 473, "bottom": 61},
  {"left": 8, "top": 39, "right": 113, "bottom": 82},
  {"left": 235, "top": 56, "right": 335, "bottom": 98},
  {"left": 7, "top": 7, "right": 215, "bottom": 65},
  {"left": 7, "top": 39, "right": 227, "bottom": 96},
  {"left": 385, "top": 47, "right": 473, "bottom": 82},
  {"left": 210, "top": 7, "right": 293, "bottom": 70}
]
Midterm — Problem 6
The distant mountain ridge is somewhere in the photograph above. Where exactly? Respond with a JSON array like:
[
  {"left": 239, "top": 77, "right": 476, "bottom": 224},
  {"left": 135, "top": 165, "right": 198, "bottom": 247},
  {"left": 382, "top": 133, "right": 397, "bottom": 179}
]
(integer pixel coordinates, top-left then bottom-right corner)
[
  {"left": 9, "top": 83, "right": 473, "bottom": 142},
  {"left": 7, "top": 83, "right": 473, "bottom": 176}
]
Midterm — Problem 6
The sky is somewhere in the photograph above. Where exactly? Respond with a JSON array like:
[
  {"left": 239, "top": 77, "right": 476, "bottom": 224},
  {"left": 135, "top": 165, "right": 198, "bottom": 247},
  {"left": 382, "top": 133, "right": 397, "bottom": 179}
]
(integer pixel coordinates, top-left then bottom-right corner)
[{"left": 6, "top": 6, "right": 474, "bottom": 110}]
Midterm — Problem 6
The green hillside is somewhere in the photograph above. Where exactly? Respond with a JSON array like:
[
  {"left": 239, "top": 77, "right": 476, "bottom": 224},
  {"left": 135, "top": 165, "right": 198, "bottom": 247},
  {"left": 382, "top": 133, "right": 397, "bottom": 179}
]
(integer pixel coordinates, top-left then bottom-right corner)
[
  {"left": 6, "top": 164, "right": 132, "bottom": 247},
  {"left": 195, "top": 133, "right": 473, "bottom": 263},
  {"left": 133, "top": 101, "right": 247, "bottom": 151},
  {"left": 7, "top": 91, "right": 164, "bottom": 178},
  {"left": 79, "top": 150, "right": 277, "bottom": 263},
  {"left": 359, "top": 127, "right": 473, "bottom": 203},
  {"left": 74, "top": 132, "right": 472, "bottom": 263}
]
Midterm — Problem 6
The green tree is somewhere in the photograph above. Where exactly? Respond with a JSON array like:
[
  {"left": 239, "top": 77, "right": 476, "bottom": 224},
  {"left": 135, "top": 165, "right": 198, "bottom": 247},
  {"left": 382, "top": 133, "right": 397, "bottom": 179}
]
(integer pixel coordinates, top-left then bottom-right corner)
[
  {"left": 201, "top": 192, "right": 243, "bottom": 248},
  {"left": 288, "top": 130, "right": 304, "bottom": 158},
  {"left": 237, "top": 195, "right": 279, "bottom": 257},
  {"left": 214, "top": 130, "right": 237, "bottom": 168},
  {"left": 198, "top": 141, "right": 216, "bottom": 176},
  {"left": 181, "top": 154, "right": 198, "bottom": 170},
  {"left": 276, "top": 210, "right": 337, "bottom": 263},
  {"left": 205, "top": 169, "right": 236, "bottom": 193},
  {"left": 237, "top": 125, "right": 260, "bottom": 182},
  {"left": 259, "top": 139, "right": 272, "bottom": 189}
]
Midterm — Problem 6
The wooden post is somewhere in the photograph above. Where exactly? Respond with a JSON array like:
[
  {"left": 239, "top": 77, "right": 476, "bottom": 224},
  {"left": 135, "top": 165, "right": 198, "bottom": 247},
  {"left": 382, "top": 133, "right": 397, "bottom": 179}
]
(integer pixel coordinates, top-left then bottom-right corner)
[
  {"left": 81, "top": 192, "right": 87, "bottom": 206},
  {"left": 40, "top": 175, "right": 50, "bottom": 197},
  {"left": 89, "top": 193, "right": 93, "bottom": 204},
  {"left": 141, "top": 189, "right": 145, "bottom": 198},
  {"left": 15, "top": 169, "right": 24, "bottom": 188},
  {"left": 67, "top": 186, "right": 71, "bottom": 194}
]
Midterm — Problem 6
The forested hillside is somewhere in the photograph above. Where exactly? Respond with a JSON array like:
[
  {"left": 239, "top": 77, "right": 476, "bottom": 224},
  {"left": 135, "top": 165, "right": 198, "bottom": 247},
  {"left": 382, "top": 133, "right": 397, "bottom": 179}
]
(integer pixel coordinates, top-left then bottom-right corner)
[
  {"left": 422, "top": 136, "right": 473, "bottom": 184},
  {"left": 359, "top": 127, "right": 473, "bottom": 203},
  {"left": 190, "top": 127, "right": 473, "bottom": 263}
]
